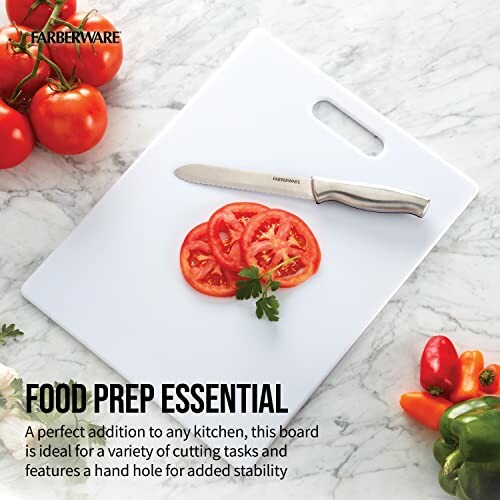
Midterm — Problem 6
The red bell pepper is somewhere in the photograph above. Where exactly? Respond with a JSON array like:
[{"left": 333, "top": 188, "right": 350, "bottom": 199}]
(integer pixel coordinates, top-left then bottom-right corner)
[
  {"left": 479, "top": 364, "right": 500, "bottom": 394},
  {"left": 420, "top": 335, "right": 460, "bottom": 396}
]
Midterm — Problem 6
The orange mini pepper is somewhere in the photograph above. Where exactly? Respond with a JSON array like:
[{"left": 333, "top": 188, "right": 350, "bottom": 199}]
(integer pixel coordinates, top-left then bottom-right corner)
[
  {"left": 400, "top": 392, "right": 453, "bottom": 431},
  {"left": 449, "top": 350, "right": 484, "bottom": 403}
]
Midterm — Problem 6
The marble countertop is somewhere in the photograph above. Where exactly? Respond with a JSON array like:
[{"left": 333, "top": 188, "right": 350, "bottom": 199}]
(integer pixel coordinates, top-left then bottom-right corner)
[{"left": 1, "top": 1, "right": 500, "bottom": 499}]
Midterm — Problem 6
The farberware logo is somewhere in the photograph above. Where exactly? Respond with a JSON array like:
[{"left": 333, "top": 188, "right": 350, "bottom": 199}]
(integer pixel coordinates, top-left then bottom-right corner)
[
  {"left": 272, "top": 176, "right": 301, "bottom": 184},
  {"left": 31, "top": 31, "right": 121, "bottom": 44}
]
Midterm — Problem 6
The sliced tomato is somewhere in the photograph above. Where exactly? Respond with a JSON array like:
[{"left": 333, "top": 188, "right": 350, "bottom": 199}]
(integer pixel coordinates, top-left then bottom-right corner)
[
  {"left": 180, "top": 223, "right": 239, "bottom": 297},
  {"left": 240, "top": 209, "right": 321, "bottom": 288},
  {"left": 207, "top": 202, "right": 268, "bottom": 271}
]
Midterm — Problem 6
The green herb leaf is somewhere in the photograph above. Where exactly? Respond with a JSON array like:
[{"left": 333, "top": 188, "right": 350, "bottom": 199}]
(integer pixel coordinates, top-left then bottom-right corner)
[
  {"left": 255, "top": 299, "right": 264, "bottom": 319},
  {"left": 87, "top": 422, "right": 107, "bottom": 447},
  {"left": 10, "top": 378, "right": 24, "bottom": 399},
  {"left": 236, "top": 278, "right": 262, "bottom": 300},
  {"left": 238, "top": 266, "right": 260, "bottom": 279},
  {"left": 0, "top": 324, "right": 24, "bottom": 345},
  {"left": 256, "top": 295, "right": 280, "bottom": 322},
  {"left": 0, "top": 377, "right": 24, "bottom": 414},
  {"left": 235, "top": 256, "right": 300, "bottom": 322},
  {"left": 270, "top": 280, "right": 281, "bottom": 292}
]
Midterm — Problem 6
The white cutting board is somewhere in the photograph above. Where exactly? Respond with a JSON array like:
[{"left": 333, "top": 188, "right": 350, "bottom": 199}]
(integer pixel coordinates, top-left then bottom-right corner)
[{"left": 22, "top": 29, "right": 477, "bottom": 466}]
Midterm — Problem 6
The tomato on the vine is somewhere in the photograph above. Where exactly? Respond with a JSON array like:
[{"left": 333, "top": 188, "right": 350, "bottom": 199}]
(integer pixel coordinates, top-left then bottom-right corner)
[
  {"left": 240, "top": 209, "right": 321, "bottom": 288},
  {"left": 6, "top": 0, "right": 77, "bottom": 31},
  {"left": 0, "top": 25, "right": 51, "bottom": 100},
  {"left": 49, "top": 13, "right": 123, "bottom": 87},
  {"left": 0, "top": 99, "right": 34, "bottom": 169},
  {"left": 207, "top": 202, "right": 269, "bottom": 271},
  {"left": 30, "top": 82, "right": 107, "bottom": 155},
  {"left": 180, "top": 223, "right": 239, "bottom": 297}
]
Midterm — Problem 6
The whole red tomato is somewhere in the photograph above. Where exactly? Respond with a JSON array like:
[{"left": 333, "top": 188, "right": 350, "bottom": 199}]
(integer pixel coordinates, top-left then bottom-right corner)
[
  {"left": 6, "top": 0, "right": 77, "bottom": 31},
  {"left": 50, "top": 13, "right": 123, "bottom": 87},
  {"left": 30, "top": 83, "right": 107, "bottom": 155},
  {"left": 0, "top": 99, "right": 34, "bottom": 169},
  {"left": 0, "top": 25, "right": 51, "bottom": 100}
]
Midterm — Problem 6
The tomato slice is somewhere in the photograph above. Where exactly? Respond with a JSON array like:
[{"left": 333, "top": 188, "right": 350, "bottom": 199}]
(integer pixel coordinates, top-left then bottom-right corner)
[
  {"left": 180, "top": 223, "right": 239, "bottom": 297},
  {"left": 207, "top": 202, "right": 269, "bottom": 271},
  {"left": 240, "top": 209, "right": 321, "bottom": 288}
]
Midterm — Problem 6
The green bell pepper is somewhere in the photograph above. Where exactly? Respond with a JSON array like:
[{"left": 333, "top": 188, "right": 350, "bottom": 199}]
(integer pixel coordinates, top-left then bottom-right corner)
[{"left": 433, "top": 396, "right": 500, "bottom": 499}]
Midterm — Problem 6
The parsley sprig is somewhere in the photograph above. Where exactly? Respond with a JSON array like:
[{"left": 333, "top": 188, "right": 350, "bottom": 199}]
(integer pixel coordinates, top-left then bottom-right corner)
[
  {"left": 0, "top": 324, "right": 24, "bottom": 345},
  {"left": 0, "top": 377, "right": 24, "bottom": 411},
  {"left": 236, "top": 256, "right": 300, "bottom": 322}
]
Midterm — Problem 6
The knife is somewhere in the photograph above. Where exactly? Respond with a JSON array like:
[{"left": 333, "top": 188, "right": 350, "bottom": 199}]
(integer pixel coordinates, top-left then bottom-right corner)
[{"left": 174, "top": 164, "right": 430, "bottom": 218}]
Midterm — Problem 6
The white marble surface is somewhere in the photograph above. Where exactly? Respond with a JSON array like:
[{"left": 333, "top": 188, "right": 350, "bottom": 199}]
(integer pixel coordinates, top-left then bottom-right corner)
[{"left": 1, "top": 1, "right": 499, "bottom": 499}]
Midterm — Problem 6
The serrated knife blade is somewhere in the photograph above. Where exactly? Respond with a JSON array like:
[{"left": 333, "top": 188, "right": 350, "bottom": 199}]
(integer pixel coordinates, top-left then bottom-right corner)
[
  {"left": 175, "top": 163, "right": 313, "bottom": 200},
  {"left": 174, "top": 164, "right": 430, "bottom": 218}
]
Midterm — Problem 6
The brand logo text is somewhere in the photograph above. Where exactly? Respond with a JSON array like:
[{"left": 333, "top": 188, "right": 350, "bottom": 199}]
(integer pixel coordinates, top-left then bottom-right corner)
[
  {"left": 31, "top": 31, "right": 121, "bottom": 44},
  {"left": 272, "top": 176, "right": 301, "bottom": 184}
]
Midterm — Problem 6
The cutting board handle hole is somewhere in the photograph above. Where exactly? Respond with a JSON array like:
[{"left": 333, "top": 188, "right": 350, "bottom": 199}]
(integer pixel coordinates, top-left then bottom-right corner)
[{"left": 313, "top": 100, "right": 384, "bottom": 156}]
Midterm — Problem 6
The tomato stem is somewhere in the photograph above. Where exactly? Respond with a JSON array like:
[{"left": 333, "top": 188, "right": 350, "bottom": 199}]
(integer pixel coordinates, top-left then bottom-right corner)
[
  {"left": 41, "top": 0, "right": 68, "bottom": 34},
  {"left": 53, "top": 18, "right": 80, "bottom": 30},
  {"left": 38, "top": 53, "right": 72, "bottom": 88},
  {"left": 78, "top": 9, "right": 97, "bottom": 29},
  {"left": 11, "top": 29, "right": 31, "bottom": 52},
  {"left": 22, "top": 0, "right": 46, "bottom": 25},
  {"left": 8, "top": 0, "right": 70, "bottom": 105}
]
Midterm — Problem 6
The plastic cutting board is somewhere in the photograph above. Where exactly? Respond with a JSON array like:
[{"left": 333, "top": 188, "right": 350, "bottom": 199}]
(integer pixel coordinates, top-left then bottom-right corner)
[{"left": 22, "top": 29, "right": 478, "bottom": 466}]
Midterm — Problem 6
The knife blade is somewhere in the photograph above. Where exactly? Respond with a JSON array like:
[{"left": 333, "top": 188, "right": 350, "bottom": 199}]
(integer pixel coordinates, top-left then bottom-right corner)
[{"left": 174, "top": 164, "right": 430, "bottom": 218}]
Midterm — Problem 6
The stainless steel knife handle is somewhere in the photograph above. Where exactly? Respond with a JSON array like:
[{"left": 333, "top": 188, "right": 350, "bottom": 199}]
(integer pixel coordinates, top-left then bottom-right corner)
[{"left": 311, "top": 176, "right": 430, "bottom": 218}]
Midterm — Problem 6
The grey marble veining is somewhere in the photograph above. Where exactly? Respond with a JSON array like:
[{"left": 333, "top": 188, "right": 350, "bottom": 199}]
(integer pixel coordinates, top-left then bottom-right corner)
[{"left": 1, "top": 0, "right": 500, "bottom": 499}]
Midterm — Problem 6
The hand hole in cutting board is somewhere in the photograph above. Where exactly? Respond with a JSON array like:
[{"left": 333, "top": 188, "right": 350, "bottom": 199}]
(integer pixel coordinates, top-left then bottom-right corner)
[{"left": 313, "top": 100, "right": 384, "bottom": 156}]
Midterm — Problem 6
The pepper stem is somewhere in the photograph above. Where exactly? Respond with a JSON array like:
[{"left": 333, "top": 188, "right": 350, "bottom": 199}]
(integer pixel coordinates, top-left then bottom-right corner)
[
  {"left": 479, "top": 368, "right": 495, "bottom": 387},
  {"left": 427, "top": 385, "right": 444, "bottom": 397}
]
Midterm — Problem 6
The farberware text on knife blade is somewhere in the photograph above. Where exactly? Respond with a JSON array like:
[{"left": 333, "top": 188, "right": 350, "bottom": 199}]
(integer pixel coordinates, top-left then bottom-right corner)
[{"left": 272, "top": 176, "right": 301, "bottom": 184}]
